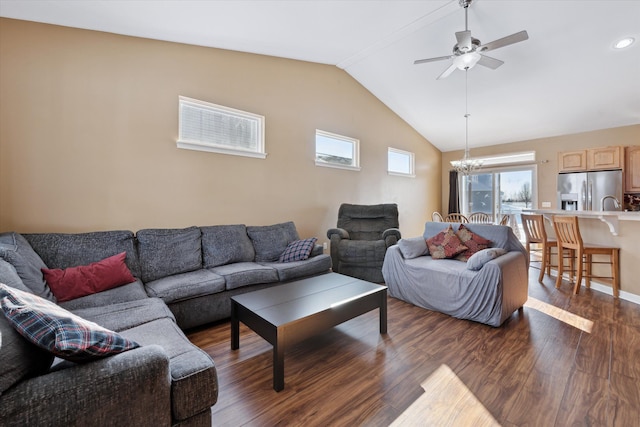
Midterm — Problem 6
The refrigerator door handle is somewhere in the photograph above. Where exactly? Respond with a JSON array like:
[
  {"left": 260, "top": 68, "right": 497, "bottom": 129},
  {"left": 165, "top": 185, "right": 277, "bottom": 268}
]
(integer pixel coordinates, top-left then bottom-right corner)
[
  {"left": 581, "top": 180, "right": 587, "bottom": 210},
  {"left": 588, "top": 180, "right": 593, "bottom": 211}
]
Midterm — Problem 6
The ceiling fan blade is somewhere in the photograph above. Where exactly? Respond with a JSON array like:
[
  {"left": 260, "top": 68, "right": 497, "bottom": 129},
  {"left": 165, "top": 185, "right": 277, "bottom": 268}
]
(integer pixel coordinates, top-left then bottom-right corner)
[
  {"left": 455, "top": 30, "right": 472, "bottom": 52},
  {"left": 477, "top": 54, "right": 504, "bottom": 70},
  {"left": 414, "top": 55, "right": 451, "bottom": 65},
  {"left": 479, "top": 30, "right": 529, "bottom": 52},
  {"left": 436, "top": 63, "right": 457, "bottom": 80}
]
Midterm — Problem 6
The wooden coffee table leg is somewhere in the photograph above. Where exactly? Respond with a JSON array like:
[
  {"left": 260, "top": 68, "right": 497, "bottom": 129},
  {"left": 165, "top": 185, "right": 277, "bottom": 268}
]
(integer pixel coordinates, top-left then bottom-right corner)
[
  {"left": 231, "top": 301, "right": 239, "bottom": 350},
  {"left": 273, "top": 332, "right": 285, "bottom": 392},
  {"left": 380, "top": 289, "right": 387, "bottom": 334}
]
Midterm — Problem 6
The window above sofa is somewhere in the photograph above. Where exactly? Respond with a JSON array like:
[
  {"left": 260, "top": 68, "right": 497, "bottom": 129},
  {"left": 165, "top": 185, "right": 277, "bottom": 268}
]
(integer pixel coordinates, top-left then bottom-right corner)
[{"left": 177, "top": 96, "right": 266, "bottom": 159}]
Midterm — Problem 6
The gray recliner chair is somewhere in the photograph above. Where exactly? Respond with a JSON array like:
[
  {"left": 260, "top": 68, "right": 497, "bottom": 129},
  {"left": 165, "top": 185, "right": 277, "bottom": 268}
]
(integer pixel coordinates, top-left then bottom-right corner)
[{"left": 327, "top": 203, "right": 401, "bottom": 283}]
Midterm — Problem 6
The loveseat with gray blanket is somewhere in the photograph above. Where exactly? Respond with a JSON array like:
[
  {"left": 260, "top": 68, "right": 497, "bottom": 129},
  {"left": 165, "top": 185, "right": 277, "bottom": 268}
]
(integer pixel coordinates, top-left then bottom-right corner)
[
  {"left": 382, "top": 222, "right": 529, "bottom": 327},
  {"left": 0, "top": 221, "right": 331, "bottom": 426}
]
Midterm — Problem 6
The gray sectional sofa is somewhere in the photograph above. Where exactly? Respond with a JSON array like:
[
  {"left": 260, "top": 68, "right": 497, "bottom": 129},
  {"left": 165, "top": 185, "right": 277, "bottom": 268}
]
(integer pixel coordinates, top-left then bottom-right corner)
[{"left": 0, "top": 221, "right": 331, "bottom": 426}]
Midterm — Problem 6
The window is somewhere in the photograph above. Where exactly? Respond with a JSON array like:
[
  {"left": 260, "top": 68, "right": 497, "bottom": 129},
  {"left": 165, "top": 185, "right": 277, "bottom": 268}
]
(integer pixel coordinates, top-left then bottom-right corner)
[
  {"left": 388, "top": 148, "right": 415, "bottom": 177},
  {"left": 459, "top": 165, "right": 537, "bottom": 238},
  {"left": 315, "top": 130, "right": 360, "bottom": 171},
  {"left": 177, "top": 96, "right": 266, "bottom": 159}
]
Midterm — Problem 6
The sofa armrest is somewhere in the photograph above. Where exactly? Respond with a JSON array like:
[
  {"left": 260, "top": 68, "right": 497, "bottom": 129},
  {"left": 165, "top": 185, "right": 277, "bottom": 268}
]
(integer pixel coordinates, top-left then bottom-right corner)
[
  {"left": 0, "top": 345, "right": 171, "bottom": 426},
  {"left": 490, "top": 251, "right": 529, "bottom": 325},
  {"left": 310, "top": 244, "right": 324, "bottom": 257},
  {"left": 327, "top": 228, "right": 349, "bottom": 240},
  {"left": 383, "top": 228, "right": 402, "bottom": 247}
]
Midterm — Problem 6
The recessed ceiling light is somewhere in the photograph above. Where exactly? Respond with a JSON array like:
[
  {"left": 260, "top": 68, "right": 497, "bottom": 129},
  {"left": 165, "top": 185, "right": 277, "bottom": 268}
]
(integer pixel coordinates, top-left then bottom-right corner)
[{"left": 614, "top": 37, "right": 635, "bottom": 49}]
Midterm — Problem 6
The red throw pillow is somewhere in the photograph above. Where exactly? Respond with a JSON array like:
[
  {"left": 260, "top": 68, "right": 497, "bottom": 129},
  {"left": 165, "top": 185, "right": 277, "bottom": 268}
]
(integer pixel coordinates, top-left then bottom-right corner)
[
  {"left": 455, "top": 224, "right": 492, "bottom": 261},
  {"left": 42, "top": 252, "right": 136, "bottom": 302},
  {"left": 426, "top": 225, "right": 468, "bottom": 259}
]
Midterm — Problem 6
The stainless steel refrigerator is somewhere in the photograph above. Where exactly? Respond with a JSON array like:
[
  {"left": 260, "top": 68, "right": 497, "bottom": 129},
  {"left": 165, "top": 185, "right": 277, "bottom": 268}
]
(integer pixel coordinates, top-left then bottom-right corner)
[{"left": 557, "top": 170, "right": 623, "bottom": 211}]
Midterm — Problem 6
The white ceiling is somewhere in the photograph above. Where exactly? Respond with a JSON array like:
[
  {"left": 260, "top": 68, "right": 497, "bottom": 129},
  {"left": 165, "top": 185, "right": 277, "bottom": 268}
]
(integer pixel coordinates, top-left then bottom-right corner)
[{"left": 1, "top": 0, "right": 639, "bottom": 152}]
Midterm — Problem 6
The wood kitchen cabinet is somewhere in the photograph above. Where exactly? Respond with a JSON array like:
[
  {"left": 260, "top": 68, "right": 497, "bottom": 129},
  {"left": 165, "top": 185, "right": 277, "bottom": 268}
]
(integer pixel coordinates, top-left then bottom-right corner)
[
  {"left": 587, "top": 146, "right": 623, "bottom": 170},
  {"left": 558, "top": 146, "right": 623, "bottom": 172},
  {"left": 558, "top": 150, "right": 587, "bottom": 172},
  {"left": 625, "top": 145, "right": 640, "bottom": 192}
]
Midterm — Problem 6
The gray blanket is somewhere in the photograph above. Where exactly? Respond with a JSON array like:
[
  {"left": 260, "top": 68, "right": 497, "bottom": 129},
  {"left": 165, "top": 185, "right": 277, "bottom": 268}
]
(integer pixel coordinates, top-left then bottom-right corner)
[{"left": 381, "top": 223, "right": 529, "bottom": 327}]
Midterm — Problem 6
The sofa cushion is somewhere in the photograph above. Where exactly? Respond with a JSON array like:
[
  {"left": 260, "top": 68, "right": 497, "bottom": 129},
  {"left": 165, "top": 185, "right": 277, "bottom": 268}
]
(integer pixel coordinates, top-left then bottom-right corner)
[
  {"left": 209, "top": 262, "right": 279, "bottom": 290},
  {"left": 398, "top": 236, "right": 429, "bottom": 259},
  {"left": 24, "top": 230, "right": 141, "bottom": 279},
  {"left": 137, "top": 227, "right": 202, "bottom": 283},
  {"left": 42, "top": 252, "right": 136, "bottom": 303},
  {"left": 71, "top": 297, "right": 176, "bottom": 332},
  {"left": 0, "top": 259, "right": 31, "bottom": 294},
  {"left": 145, "top": 269, "right": 225, "bottom": 304},
  {"left": 466, "top": 248, "right": 508, "bottom": 271},
  {"left": 119, "top": 318, "right": 218, "bottom": 421},
  {"left": 0, "top": 232, "right": 55, "bottom": 301},
  {"left": 59, "top": 279, "right": 149, "bottom": 311},
  {"left": 455, "top": 224, "right": 492, "bottom": 262},
  {"left": 426, "top": 225, "right": 468, "bottom": 259},
  {"left": 0, "top": 312, "right": 54, "bottom": 395},
  {"left": 0, "top": 284, "right": 139, "bottom": 362},
  {"left": 247, "top": 221, "right": 300, "bottom": 262},
  {"left": 201, "top": 225, "right": 255, "bottom": 268},
  {"left": 260, "top": 254, "right": 332, "bottom": 282},
  {"left": 279, "top": 238, "right": 317, "bottom": 263}
]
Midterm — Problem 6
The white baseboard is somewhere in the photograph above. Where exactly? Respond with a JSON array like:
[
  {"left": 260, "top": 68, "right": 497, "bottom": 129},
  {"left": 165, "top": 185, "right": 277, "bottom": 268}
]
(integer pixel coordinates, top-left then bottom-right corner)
[{"left": 533, "top": 265, "right": 640, "bottom": 305}]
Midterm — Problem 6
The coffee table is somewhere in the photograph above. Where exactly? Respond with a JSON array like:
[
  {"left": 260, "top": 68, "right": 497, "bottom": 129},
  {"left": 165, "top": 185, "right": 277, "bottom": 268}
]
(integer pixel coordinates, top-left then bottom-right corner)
[{"left": 230, "top": 273, "right": 387, "bottom": 391}]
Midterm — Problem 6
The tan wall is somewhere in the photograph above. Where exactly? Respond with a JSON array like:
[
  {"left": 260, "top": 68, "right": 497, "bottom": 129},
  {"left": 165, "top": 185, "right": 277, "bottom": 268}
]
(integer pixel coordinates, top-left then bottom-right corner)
[
  {"left": 0, "top": 18, "right": 441, "bottom": 243},
  {"left": 440, "top": 125, "right": 640, "bottom": 297}
]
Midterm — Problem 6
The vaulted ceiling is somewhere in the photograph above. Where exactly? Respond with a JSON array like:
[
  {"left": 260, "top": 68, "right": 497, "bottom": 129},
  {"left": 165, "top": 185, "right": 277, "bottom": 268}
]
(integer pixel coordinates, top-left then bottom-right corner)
[{"left": 1, "top": 0, "right": 638, "bottom": 152}]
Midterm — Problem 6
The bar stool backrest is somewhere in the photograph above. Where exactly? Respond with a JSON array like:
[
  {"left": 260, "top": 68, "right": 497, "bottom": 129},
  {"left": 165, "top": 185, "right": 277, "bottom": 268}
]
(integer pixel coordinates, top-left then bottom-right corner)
[
  {"left": 521, "top": 214, "right": 548, "bottom": 244},
  {"left": 552, "top": 215, "right": 583, "bottom": 251}
]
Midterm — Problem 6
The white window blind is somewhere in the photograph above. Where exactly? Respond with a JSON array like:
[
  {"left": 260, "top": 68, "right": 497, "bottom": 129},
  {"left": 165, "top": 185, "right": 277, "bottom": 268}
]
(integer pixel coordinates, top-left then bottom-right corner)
[{"left": 177, "top": 96, "right": 266, "bottom": 159}]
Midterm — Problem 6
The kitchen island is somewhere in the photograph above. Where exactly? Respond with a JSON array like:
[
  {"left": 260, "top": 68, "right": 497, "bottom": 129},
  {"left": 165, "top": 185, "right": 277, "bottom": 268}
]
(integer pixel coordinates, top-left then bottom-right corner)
[{"left": 523, "top": 209, "right": 640, "bottom": 301}]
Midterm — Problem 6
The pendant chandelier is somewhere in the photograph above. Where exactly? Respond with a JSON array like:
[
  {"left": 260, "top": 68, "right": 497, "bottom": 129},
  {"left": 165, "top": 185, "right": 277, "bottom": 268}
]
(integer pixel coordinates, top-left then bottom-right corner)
[{"left": 450, "top": 69, "right": 483, "bottom": 175}]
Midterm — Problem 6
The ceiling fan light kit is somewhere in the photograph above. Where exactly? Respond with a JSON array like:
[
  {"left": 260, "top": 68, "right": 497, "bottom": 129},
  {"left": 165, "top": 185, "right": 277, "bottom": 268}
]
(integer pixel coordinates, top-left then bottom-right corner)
[
  {"left": 414, "top": 0, "right": 529, "bottom": 174},
  {"left": 414, "top": 0, "right": 529, "bottom": 80}
]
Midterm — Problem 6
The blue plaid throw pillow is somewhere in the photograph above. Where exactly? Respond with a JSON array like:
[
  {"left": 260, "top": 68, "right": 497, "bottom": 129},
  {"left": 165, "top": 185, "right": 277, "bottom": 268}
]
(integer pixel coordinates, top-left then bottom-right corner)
[
  {"left": 278, "top": 238, "right": 317, "bottom": 263},
  {"left": 0, "top": 284, "right": 139, "bottom": 362}
]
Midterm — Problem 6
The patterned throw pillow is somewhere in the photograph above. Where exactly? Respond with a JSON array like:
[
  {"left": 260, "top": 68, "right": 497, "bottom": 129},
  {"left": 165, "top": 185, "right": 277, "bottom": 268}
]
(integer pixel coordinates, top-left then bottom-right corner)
[
  {"left": 279, "top": 238, "right": 318, "bottom": 263},
  {"left": 426, "top": 225, "right": 468, "bottom": 259},
  {"left": 455, "top": 224, "right": 492, "bottom": 261},
  {"left": 0, "top": 284, "right": 139, "bottom": 362}
]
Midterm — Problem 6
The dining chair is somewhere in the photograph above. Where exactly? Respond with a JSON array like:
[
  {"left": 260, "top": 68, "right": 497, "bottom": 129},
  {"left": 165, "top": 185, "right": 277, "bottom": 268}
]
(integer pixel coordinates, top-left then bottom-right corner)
[
  {"left": 521, "top": 214, "right": 556, "bottom": 283},
  {"left": 444, "top": 213, "right": 468, "bottom": 223},
  {"left": 552, "top": 215, "right": 620, "bottom": 297},
  {"left": 431, "top": 212, "right": 444, "bottom": 222},
  {"left": 499, "top": 214, "right": 510, "bottom": 226},
  {"left": 468, "top": 212, "right": 493, "bottom": 224}
]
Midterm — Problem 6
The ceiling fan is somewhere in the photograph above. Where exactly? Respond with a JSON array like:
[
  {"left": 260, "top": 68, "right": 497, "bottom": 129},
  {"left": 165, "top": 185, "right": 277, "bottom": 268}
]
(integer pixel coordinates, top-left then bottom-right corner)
[{"left": 414, "top": 0, "right": 529, "bottom": 79}]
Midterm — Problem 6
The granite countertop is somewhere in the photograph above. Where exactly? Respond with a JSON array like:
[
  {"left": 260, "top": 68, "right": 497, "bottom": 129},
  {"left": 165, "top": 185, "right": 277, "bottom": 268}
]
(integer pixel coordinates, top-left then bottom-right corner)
[
  {"left": 523, "top": 209, "right": 640, "bottom": 221},
  {"left": 523, "top": 209, "right": 640, "bottom": 235}
]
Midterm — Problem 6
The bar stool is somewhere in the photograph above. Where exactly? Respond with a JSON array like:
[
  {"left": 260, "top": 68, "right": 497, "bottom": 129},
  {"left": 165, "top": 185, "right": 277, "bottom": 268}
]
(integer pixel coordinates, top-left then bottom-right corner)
[
  {"left": 521, "top": 214, "right": 557, "bottom": 283},
  {"left": 552, "top": 215, "right": 620, "bottom": 297}
]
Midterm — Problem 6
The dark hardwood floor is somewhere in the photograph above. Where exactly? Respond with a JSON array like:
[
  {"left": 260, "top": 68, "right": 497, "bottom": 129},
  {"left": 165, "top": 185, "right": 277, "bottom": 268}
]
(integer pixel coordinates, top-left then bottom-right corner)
[{"left": 187, "top": 269, "right": 640, "bottom": 426}]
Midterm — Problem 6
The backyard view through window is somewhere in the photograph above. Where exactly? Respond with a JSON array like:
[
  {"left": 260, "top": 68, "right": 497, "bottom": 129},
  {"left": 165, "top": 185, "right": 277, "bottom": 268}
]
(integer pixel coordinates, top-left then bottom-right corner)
[
  {"left": 315, "top": 130, "right": 360, "bottom": 170},
  {"left": 461, "top": 166, "right": 536, "bottom": 236}
]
